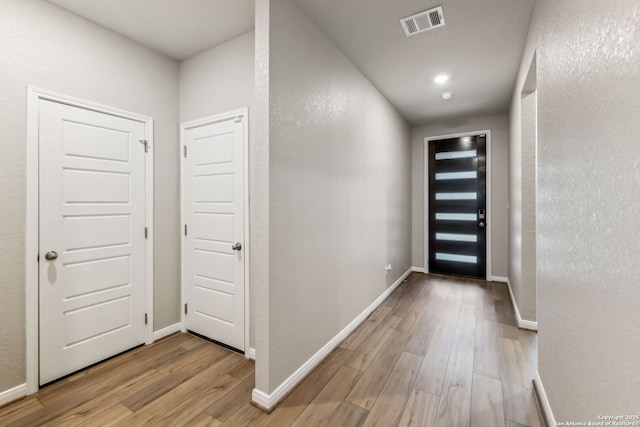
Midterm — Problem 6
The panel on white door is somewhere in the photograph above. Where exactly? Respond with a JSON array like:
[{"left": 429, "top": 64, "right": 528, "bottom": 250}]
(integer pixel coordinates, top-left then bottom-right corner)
[
  {"left": 63, "top": 256, "right": 130, "bottom": 298},
  {"left": 39, "top": 100, "right": 147, "bottom": 385},
  {"left": 194, "top": 213, "right": 233, "bottom": 242},
  {"left": 194, "top": 249, "right": 234, "bottom": 283},
  {"left": 63, "top": 121, "right": 130, "bottom": 162},
  {"left": 63, "top": 170, "right": 130, "bottom": 203},
  {"left": 194, "top": 174, "right": 234, "bottom": 203},
  {"left": 63, "top": 215, "right": 131, "bottom": 250},
  {"left": 183, "top": 116, "right": 245, "bottom": 352}
]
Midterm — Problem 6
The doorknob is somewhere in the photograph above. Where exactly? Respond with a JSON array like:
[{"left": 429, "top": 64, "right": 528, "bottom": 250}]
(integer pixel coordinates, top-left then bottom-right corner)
[
  {"left": 44, "top": 251, "right": 58, "bottom": 261},
  {"left": 232, "top": 242, "right": 242, "bottom": 251},
  {"left": 478, "top": 221, "right": 486, "bottom": 228}
]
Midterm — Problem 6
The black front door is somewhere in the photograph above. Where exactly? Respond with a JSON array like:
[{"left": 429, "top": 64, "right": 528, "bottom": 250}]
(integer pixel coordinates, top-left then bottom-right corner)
[{"left": 428, "top": 135, "right": 487, "bottom": 279}]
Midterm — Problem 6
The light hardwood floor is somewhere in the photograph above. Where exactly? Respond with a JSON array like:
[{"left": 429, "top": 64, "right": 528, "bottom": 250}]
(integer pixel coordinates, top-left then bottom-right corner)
[{"left": 0, "top": 273, "right": 541, "bottom": 426}]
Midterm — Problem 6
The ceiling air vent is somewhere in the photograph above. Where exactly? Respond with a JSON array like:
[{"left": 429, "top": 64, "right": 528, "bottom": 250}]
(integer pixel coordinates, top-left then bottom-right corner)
[{"left": 400, "top": 6, "right": 445, "bottom": 37}]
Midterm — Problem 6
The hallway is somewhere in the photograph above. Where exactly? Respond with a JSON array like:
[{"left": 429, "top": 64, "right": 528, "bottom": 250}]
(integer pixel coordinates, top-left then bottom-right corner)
[{"left": 0, "top": 273, "right": 540, "bottom": 426}]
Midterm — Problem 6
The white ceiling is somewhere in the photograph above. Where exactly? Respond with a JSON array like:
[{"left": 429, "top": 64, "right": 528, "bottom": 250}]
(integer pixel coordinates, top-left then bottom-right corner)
[
  {"left": 48, "top": 0, "right": 255, "bottom": 60},
  {"left": 47, "top": 0, "right": 536, "bottom": 125},
  {"left": 296, "top": 0, "right": 537, "bottom": 124}
]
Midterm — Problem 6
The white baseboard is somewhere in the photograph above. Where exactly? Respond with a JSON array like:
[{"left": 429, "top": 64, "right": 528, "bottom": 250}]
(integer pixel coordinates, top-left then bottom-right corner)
[
  {"left": 534, "top": 372, "right": 557, "bottom": 427},
  {"left": 153, "top": 322, "right": 183, "bottom": 341},
  {"left": 0, "top": 383, "right": 26, "bottom": 406},
  {"left": 251, "top": 388, "right": 270, "bottom": 410},
  {"left": 504, "top": 279, "right": 538, "bottom": 331},
  {"left": 491, "top": 275, "right": 509, "bottom": 283},
  {"left": 247, "top": 348, "right": 256, "bottom": 360},
  {"left": 412, "top": 266, "right": 426, "bottom": 273},
  {"left": 518, "top": 318, "right": 538, "bottom": 331},
  {"left": 251, "top": 266, "right": 414, "bottom": 411}
]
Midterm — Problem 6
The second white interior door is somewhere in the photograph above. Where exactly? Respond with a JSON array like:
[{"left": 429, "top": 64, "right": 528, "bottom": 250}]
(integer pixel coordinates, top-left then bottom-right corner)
[{"left": 182, "top": 114, "right": 245, "bottom": 352}]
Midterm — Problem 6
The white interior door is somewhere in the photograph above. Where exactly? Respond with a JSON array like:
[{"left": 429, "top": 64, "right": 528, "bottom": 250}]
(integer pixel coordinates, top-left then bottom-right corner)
[
  {"left": 183, "top": 115, "right": 245, "bottom": 352},
  {"left": 39, "top": 99, "right": 148, "bottom": 385}
]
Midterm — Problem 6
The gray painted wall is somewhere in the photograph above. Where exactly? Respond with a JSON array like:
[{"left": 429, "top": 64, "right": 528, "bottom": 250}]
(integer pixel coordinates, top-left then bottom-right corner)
[
  {"left": 411, "top": 115, "right": 510, "bottom": 278},
  {"left": 253, "top": 0, "right": 271, "bottom": 392},
  {"left": 510, "top": 0, "right": 640, "bottom": 420},
  {"left": 522, "top": 91, "right": 538, "bottom": 322},
  {"left": 509, "top": 51, "right": 538, "bottom": 322},
  {"left": 255, "top": 0, "right": 412, "bottom": 394},
  {"left": 0, "top": 0, "right": 180, "bottom": 393},
  {"left": 179, "top": 31, "right": 255, "bottom": 124},
  {"left": 179, "top": 30, "right": 256, "bottom": 348},
  {"left": 509, "top": 104, "right": 523, "bottom": 316}
]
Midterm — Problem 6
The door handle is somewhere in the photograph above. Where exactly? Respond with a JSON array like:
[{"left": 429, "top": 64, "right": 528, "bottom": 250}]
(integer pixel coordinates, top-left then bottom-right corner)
[
  {"left": 232, "top": 242, "right": 242, "bottom": 251},
  {"left": 478, "top": 221, "right": 486, "bottom": 228},
  {"left": 44, "top": 251, "right": 58, "bottom": 261}
]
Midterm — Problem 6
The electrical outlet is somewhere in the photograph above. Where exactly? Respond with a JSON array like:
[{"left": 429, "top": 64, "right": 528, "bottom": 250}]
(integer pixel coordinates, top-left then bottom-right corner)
[{"left": 385, "top": 264, "right": 392, "bottom": 273}]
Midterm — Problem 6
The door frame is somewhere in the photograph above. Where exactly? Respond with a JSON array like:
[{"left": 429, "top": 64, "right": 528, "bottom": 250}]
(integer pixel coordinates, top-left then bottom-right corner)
[
  {"left": 25, "top": 87, "right": 155, "bottom": 394},
  {"left": 179, "top": 108, "right": 250, "bottom": 357},
  {"left": 423, "top": 129, "right": 492, "bottom": 279}
]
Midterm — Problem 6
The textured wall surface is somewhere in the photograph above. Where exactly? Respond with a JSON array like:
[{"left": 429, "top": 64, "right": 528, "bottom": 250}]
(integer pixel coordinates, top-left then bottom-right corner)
[
  {"left": 509, "top": 59, "right": 538, "bottom": 322},
  {"left": 179, "top": 30, "right": 256, "bottom": 348},
  {"left": 253, "top": 0, "right": 271, "bottom": 392},
  {"left": 261, "top": 0, "right": 412, "bottom": 393},
  {"left": 509, "top": 99, "right": 523, "bottom": 313},
  {"left": 179, "top": 31, "right": 255, "bottom": 123},
  {"left": 0, "top": 0, "right": 179, "bottom": 392},
  {"left": 510, "top": 0, "right": 640, "bottom": 419},
  {"left": 411, "top": 115, "right": 510, "bottom": 278},
  {"left": 520, "top": 91, "right": 537, "bottom": 321}
]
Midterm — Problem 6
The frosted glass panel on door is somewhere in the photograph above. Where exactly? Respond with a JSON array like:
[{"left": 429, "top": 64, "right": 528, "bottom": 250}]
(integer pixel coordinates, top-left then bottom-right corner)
[
  {"left": 435, "top": 192, "right": 477, "bottom": 200},
  {"left": 435, "top": 213, "right": 477, "bottom": 221},
  {"left": 435, "top": 150, "right": 477, "bottom": 160},
  {"left": 436, "top": 233, "right": 477, "bottom": 242},
  {"left": 435, "top": 171, "right": 477, "bottom": 180},
  {"left": 435, "top": 253, "right": 478, "bottom": 264}
]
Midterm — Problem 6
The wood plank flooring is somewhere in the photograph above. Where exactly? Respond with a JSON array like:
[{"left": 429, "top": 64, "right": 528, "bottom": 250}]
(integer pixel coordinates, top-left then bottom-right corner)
[{"left": 0, "top": 273, "right": 541, "bottom": 426}]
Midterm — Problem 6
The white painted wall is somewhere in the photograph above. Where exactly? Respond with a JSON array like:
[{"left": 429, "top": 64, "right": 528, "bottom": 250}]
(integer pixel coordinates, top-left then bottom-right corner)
[
  {"left": 179, "top": 31, "right": 255, "bottom": 123},
  {"left": 510, "top": 0, "right": 640, "bottom": 420},
  {"left": 411, "top": 114, "right": 510, "bottom": 278},
  {"left": 509, "top": 104, "right": 524, "bottom": 310},
  {"left": 521, "top": 90, "right": 538, "bottom": 322},
  {"left": 253, "top": 0, "right": 271, "bottom": 391},
  {"left": 255, "top": 0, "right": 412, "bottom": 394},
  {"left": 179, "top": 30, "right": 256, "bottom": 348},
  {"left": 0, "top": 0, "right": 180, "bottom": 393},
  {"left": 509, "top": 52, "right": 539, "bottom": 323}
]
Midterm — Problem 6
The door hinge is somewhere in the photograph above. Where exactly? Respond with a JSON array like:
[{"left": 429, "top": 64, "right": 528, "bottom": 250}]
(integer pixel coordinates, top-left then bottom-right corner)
[
  {"left": 184, "top": 303, "right": 188, "bottom": 315},
  {"left": 139, "top": 139, "right": 148, "bottom": 153},
  {"left": 145, "top": 313, "right": 148, "bottom": 325},
  {"left": 145, "top": 227, "right": 148, "bottom": 239},
  {"left": 183, "top": 146, "right": 187, "bottom": 158},
  {"left": 184, "top": 224, "right": 187, "bottom": 236}
]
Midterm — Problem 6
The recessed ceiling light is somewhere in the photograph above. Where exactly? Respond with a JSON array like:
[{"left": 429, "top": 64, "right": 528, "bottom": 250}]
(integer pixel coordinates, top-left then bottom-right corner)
[
  {"left": 441, "top": 91, "right": 453, "bottom": 100},
  {"left": 434, "top": 74, "right": 449, "bottom": 84}
]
